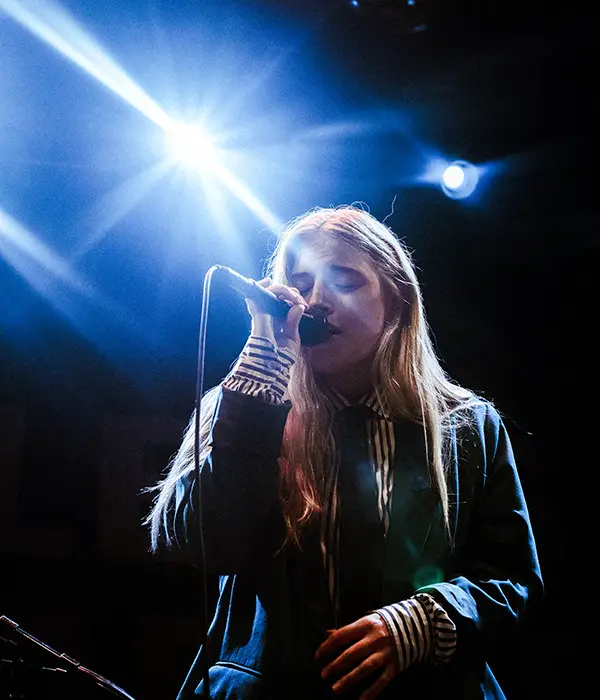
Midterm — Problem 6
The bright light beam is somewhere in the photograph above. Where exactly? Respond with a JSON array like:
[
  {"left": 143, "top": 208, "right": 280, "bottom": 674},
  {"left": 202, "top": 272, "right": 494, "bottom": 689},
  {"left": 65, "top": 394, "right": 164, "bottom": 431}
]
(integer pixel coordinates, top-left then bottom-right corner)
[
  {"left": 0, "top": 0, "right": 173, "bottom": 130},
  {"left": 165, "top": 122, "right": 283, "bottom": 233},
  {"left": 204, "top": 156, "right": 283, "bottom": 233},
  {"left": 1, "top": 0, "right": 282, "bottom": 233},
  {"left": 165, "top": 124, "right": 221, "bottom": 170},
  {"left": 0, "top": 205, "right": 152, "bottom": 352},
  {"left": 0, "top": 206, "right": 97, "bottom": 299},
  {"left": 70, "top": 160, "right": 173, "bottom": 262}
]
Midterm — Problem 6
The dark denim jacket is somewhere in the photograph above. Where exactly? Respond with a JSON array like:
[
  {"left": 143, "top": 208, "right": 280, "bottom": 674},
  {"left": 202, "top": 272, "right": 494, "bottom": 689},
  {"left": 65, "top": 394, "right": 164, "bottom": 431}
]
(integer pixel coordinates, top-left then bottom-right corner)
[{"left": 173, "top": 388, "right": 543, "bottom": 700}]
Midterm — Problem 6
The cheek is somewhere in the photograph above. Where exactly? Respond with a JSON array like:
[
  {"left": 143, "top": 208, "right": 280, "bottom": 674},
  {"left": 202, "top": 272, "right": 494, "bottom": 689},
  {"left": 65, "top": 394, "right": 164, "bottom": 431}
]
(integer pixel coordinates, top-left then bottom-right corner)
[
  {"left": 365, "top": 311, "right": 386, "bottom": 342},
  {"left": 348, "top": 298, "right": 386, "bottom": 338}
]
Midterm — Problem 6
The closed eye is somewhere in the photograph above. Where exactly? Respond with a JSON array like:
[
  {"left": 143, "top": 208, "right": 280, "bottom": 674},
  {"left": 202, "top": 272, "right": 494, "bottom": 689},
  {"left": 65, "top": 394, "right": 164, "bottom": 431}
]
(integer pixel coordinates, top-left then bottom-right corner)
[
  {"left": 296, "top": 283, "right": 357, "bottom": 295},
  {"left": 333, "top": 283, "right": 359, "bottom": 292},
  {"left": 290, "top": 269, "right": 365, "bottom": 295}
]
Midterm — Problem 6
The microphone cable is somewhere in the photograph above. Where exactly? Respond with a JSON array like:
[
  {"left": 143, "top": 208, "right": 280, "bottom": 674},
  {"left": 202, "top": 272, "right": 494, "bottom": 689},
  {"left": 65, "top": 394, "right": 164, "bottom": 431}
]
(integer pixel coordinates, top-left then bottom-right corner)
[
  {"left": 190, "top": 264, "right": 329, "bottom": 697},
  {"left": 192, "top": 265, "right": 219, "bottom": 698}
]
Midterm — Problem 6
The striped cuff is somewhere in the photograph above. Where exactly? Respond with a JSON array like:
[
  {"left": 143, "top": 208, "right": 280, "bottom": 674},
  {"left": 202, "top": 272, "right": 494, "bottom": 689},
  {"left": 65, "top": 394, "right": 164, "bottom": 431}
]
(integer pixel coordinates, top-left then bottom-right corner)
[
  {"left": 222, "top": 335, "right": 298, "bottom": 405},
  {"left": 375, "top": 592, "right": 457, "bottom": 671}
]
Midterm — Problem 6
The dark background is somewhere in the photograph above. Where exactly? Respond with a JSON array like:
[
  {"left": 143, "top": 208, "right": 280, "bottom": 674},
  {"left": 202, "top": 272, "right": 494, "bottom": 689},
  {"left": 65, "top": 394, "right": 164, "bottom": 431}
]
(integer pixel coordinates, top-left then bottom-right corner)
[{"left": 1, "top": 1, "right": 594, "bottom": 698}]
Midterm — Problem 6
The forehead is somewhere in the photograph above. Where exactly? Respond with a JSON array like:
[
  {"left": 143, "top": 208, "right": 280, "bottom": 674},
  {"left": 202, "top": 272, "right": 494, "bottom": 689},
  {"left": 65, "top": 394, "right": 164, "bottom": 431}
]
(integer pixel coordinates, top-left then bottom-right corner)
[{"left": 288, "top": 232, "right": 374, "bottom": 275}]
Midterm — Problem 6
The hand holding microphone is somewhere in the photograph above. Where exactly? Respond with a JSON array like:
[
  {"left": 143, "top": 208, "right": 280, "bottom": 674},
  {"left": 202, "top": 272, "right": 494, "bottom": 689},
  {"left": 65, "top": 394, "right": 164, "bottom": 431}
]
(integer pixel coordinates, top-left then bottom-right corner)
[
  {"left": 247, "top": 278, "right": 306, "bottom": 349},
  {"left": 213, "top": 265, "right": 331, "bottom": 347}
]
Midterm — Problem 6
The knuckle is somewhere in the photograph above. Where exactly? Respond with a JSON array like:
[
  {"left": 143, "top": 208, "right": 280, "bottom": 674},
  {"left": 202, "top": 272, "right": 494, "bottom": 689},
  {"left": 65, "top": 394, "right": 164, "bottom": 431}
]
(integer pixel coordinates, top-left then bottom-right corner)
[
  {"left": 373, "top": 617, "right": 389, "bottom": 636},
  {"left": 365, "top": 657, "right": 380, "bottom": 672}
]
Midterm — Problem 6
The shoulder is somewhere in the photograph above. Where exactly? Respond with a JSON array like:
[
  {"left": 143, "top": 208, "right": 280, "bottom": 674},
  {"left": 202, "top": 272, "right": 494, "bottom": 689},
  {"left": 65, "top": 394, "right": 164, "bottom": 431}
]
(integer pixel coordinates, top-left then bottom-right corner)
[
  {"left": 452, "top": 398, "right": 522, "bottom": 487},
  {"left": 453, "top": 395, "right": 502, "bottom": 431},
  {"left": 451, "top": 396, "right": 510, "bottom": 460}
]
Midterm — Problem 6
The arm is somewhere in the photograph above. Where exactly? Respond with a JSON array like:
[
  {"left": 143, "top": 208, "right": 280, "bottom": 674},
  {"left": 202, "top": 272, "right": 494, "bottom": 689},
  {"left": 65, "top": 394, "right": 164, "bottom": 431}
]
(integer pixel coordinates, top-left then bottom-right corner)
[
  {"left": 173, "top": 279, "right": 308, "bottom": 574},
  {"left": 173, "top": 385, "right": 291, "bottom": 574},
  {"left": 419, "top": 402, "right": 544, "bottom": 667}
]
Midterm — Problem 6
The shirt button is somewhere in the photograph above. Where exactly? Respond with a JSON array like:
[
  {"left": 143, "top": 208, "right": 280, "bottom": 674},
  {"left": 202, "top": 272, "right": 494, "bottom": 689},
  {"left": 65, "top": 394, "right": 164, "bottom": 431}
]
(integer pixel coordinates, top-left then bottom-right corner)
[{"left": 267, "top": 361, "right": 279, "bottom": 370}]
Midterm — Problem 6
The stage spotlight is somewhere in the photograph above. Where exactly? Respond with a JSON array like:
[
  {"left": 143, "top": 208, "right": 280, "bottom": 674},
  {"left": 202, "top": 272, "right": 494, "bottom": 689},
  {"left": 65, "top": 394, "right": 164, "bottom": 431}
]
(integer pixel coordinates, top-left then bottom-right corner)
[
  {"left": 164, "top": 123, "right": 219, "bottom": 170},
  {"left": 441, "top": 160, "right": 479, "bottom": 199},
  {"left": 163, "top": 121, "right": 283, "bottom": 232}
]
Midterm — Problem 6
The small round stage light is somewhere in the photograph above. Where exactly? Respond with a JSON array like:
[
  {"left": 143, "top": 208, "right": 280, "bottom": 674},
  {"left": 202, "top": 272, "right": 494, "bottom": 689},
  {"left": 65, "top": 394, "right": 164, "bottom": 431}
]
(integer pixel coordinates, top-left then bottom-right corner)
[{"left": 441, "top": 160, "right": 479, "bottom": 199}]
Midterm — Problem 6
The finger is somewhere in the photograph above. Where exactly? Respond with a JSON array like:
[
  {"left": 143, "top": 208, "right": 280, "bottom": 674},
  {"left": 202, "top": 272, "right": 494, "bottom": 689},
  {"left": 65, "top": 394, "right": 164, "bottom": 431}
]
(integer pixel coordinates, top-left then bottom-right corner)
[
  {"left": 246, "top": 283, "right": 301, "bottom": 322},
  {"left": 321, "top": 635, "right": 374, "bottom": 682},
  {"left": 281, "top": 302, "right": 307, "bottom": 342},
  {"left": 329, "top": 653, "right": 382, "bottom": 694},
  {"left": 263, "top": 282, "right": 303, "bottom": 305},
  {"left": 320, "top": 616, "right": 396, "bottom": 683},
  {"left": 356, "top": 664, "right": 396, "bottom": 700},
  {"left": 330, "top": 656, "right": 393, "bottom": 698},
  {"left": 316, "top": 621, "right": 364, "bottom": 662},
  {"left": 245, "top": 279, "right": 284, "bottom": 324}
]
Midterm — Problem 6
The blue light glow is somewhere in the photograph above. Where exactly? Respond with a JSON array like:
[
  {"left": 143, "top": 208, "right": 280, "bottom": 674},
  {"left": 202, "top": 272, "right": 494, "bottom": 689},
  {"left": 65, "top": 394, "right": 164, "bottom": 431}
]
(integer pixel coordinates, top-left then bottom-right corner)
[
  {"left": 442, "top": 164, "right": 466, "bottom": 190},
  {"left": 441, "top": 160, "right": 479, "bottom": 199}
]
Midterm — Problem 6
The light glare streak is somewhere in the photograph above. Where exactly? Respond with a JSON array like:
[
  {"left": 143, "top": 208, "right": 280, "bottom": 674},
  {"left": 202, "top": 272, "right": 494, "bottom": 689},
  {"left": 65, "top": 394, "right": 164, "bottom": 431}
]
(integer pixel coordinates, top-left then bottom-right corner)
[
  {"left": 165, "top": 124, "right": 283, "bottom": 233},
  {"left": 1, "top": 0, "right": 283, "bottom": 237},
  {"left": 0, "top": 206, "right": 95, "bottom": 297},
  {"left": 208, "top": 158, "right": 283, "bottom": 233},
  {"left": 0, "top": 0, "right": 173, "bottom": 130},
  {"left": 70, "top": 161, "right": 172, "bottom": 262},
  {"left": 165, "top": 124, "right": 220, "bottom": 169},
  {"left": 0, "top": 206, "right": 151, "bottom": 351}
]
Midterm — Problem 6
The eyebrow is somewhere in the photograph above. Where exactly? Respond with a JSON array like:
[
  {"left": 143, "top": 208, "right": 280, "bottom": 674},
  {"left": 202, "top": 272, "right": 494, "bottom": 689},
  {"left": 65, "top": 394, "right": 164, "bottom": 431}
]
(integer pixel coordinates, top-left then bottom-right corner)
[{"left": 290, "top": 264, "right": 362, "bottom": 278}]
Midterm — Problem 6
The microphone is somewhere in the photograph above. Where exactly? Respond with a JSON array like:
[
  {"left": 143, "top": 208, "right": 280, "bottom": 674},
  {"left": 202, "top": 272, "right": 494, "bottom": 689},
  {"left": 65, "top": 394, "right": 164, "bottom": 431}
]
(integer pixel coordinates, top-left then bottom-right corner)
[{"left": 212, "top": 265, "right": 331, "bottom": 346}]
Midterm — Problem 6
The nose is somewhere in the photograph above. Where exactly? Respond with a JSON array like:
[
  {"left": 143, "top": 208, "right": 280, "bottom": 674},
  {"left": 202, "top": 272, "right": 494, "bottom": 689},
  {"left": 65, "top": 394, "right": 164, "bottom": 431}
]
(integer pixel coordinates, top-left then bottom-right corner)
[{"left": 304, "top": 281, "right": 333, "bottom": 316}]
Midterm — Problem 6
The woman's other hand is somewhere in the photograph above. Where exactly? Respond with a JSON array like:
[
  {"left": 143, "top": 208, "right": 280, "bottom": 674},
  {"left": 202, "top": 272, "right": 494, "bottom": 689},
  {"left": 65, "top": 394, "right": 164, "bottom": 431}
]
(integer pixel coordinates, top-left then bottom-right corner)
[{"left": 315, "top": 613, "right": 398, "bottom": 700}]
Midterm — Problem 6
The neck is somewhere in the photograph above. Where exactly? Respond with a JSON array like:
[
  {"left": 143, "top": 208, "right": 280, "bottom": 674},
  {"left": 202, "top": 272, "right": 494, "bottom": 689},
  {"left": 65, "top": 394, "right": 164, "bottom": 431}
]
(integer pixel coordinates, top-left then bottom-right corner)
[{"left": 320, "top": 369, "right": 374, "bottom": 403}]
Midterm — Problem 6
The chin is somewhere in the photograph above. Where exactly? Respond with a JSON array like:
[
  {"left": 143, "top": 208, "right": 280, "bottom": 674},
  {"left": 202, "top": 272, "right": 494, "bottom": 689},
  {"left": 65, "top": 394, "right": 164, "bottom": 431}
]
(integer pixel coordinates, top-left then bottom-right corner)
[
  {"left": 305, "top": 348, "right": 340, "bottom": 374},
  {"left": 307, "top": 351, "right": 358, "bottom": 378},
  {"left": 307, "top": 343, "right": 377, "bottom": 382}
]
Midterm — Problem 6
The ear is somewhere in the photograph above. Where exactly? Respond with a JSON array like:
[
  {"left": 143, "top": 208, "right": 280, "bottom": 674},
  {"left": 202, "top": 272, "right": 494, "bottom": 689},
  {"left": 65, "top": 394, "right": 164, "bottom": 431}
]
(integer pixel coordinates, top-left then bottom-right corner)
[{"left": 383, "top": 284, "right": 405, "bottom": 327}]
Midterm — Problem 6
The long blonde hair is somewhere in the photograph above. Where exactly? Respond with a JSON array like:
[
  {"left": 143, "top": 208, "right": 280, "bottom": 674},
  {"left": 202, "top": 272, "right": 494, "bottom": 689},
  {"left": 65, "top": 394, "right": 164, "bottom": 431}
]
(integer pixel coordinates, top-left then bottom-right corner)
[{"left": 145, "top": 205, "right": 475, "bottom": 550}]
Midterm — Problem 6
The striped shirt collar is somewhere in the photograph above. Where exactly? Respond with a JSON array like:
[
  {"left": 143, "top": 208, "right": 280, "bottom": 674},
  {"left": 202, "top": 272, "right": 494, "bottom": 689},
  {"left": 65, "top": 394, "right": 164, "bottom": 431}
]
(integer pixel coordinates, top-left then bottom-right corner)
[{"left": 326, "top": 385, "right": 392, "bottom": 420}]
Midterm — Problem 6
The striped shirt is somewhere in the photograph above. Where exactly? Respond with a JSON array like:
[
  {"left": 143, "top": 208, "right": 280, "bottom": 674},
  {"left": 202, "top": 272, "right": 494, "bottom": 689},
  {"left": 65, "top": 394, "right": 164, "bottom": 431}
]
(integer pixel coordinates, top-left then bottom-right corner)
[{"left": 223, "top": 334, "right": 457, "bottom": 670}]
